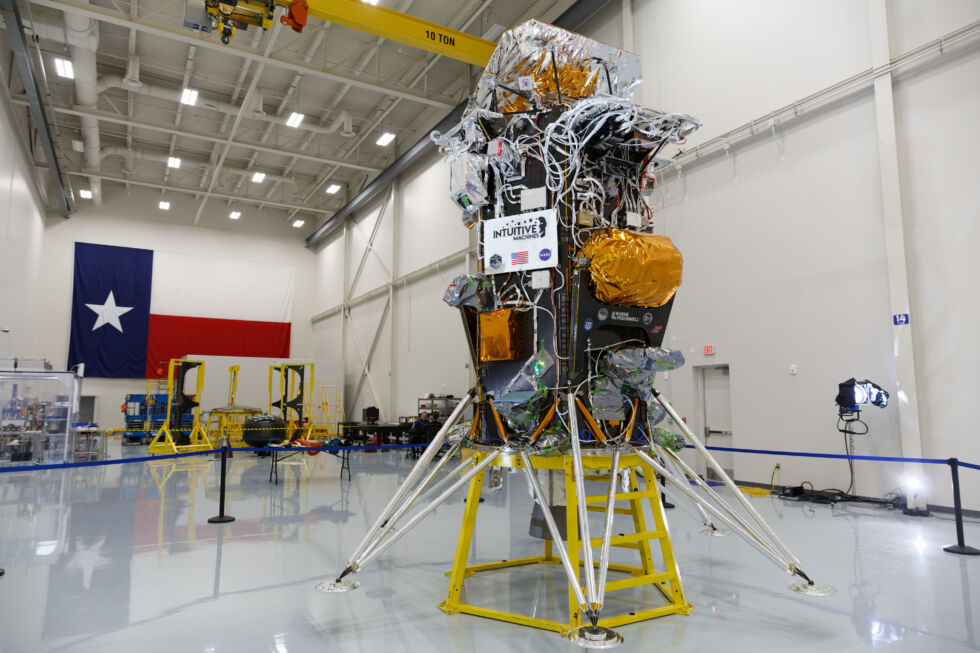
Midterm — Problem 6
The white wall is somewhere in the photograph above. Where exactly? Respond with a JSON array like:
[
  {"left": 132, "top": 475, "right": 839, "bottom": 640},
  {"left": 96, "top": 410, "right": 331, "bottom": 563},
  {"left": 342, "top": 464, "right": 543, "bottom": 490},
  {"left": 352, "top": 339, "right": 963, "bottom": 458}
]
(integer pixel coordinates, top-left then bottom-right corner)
[
  {"left": 635, "top": 0, "right": 980, "bottom": 509},
  {"left": 312, "top": 152, "right": 473, "bottom": 422},
  {"left": 35, "top": 186, "right": 318, "bottom": 429},
  {"left": 304, "top": 1, "right": 980, "bottom": 509},
  {"left": 0, "top": 68, "right": 46, "bottom": 360}
]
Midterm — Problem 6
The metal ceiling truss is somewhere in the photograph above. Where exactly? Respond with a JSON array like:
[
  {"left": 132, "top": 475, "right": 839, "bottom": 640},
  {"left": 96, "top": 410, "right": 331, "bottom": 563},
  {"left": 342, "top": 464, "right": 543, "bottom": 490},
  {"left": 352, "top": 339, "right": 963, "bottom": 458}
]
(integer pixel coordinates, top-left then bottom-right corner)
[
  {"left": 284, "top": 0, "right": 493, "bottom": 226},
  {"left": 191, "top": 19, "right": 282, "bottom": 224},
  {"left": 31, "top": 0, "right": 460, "bottom": 108},
  {"left": 11, "top": 99, "right": 382, "bottom": 172},
  {"left": 47, "top": 168, "right": 334, "bottom": 214}
]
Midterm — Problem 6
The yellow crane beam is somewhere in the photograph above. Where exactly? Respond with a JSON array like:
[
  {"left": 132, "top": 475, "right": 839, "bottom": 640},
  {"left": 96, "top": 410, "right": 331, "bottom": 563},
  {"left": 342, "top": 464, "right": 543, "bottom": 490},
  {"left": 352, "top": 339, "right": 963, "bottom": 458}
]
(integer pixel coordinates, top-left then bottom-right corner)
[
  {"left": 202, "top": 0, "right": 496, "bottom": 66},
  {"left": 304, "top": 0, "right": 495, "bottom": 67}
]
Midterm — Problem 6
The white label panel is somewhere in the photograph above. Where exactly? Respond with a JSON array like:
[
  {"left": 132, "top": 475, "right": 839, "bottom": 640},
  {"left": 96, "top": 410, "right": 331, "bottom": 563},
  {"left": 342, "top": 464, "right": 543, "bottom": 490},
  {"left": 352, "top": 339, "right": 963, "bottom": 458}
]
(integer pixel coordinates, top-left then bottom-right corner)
[{"left": 483, "top": 209, "right": 559, "bottom": 273}]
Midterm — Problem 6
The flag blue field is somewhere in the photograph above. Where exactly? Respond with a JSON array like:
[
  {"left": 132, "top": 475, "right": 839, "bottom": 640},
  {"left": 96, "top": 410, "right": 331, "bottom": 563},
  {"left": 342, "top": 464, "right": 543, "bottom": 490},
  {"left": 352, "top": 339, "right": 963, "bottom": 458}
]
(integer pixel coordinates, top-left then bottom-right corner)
[{"left": 67, "top": 243, "right": 153, "bottom": 378}]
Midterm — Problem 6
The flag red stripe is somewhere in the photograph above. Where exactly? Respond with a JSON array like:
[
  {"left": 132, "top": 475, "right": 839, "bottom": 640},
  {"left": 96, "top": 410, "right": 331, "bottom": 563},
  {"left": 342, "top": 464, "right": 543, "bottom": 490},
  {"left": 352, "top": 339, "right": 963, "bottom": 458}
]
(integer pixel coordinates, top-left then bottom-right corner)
[{"left": 145, "top": 314, "right": 290, "bottom": 377}]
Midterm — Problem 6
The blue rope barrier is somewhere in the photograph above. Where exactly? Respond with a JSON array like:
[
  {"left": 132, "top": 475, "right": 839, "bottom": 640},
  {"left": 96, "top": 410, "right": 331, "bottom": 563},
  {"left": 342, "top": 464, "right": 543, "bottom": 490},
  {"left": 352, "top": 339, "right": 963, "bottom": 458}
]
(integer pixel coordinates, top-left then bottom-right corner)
[
  {"left": 0, "top": 449, "right": 214, "bottom": 474},
  {"left": 686, "top": 443, "right": 949, "bottom": 465},
  {"left": 1, "top": 442, "right": 977, "bottom": 475}
]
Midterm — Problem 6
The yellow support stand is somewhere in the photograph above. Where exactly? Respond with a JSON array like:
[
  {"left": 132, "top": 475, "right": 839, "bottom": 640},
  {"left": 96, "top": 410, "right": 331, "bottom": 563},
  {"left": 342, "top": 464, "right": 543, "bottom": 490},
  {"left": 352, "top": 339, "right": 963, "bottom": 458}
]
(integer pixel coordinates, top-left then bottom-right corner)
[
  {"left": 206, "top": 365, "right": 262, "bottom": 447},
  {"left": 148, "top": 359, "right": 213, "bottom": 455},
  {"left": 269, "top": 363, "right": 315, "bottom": 442},
  {"left": 438, "top": 447, "right": 692, "bottom": 633}
]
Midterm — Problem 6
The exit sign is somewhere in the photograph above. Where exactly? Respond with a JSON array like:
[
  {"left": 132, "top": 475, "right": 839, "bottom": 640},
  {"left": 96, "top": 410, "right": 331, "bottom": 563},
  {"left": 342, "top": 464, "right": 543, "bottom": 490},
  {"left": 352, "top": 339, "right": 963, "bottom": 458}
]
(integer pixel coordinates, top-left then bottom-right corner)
[{"left": 704, "top": 345, "right": 714, "bottom": 355}]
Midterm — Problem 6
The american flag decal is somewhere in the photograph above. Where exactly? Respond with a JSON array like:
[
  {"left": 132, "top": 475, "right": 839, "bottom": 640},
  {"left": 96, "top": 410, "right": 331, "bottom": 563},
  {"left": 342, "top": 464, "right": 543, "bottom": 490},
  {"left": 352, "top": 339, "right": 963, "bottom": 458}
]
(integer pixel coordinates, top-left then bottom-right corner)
[{"left": 511, "top": 251, "right": 529, "bottom": 265}]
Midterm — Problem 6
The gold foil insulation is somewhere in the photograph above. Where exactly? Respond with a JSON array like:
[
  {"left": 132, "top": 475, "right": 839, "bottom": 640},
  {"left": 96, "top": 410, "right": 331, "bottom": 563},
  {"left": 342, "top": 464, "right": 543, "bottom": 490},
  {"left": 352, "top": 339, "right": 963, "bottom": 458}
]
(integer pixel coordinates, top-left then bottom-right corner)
[
  {"left": 470, "top": 20, "right": 642, "bottom": 116},
  {"left": 577, "top": 229, "right": 683, "bottom": 307},
  {"left": 498, "top": 52, "right": 601, "bottom": 114},
  {"left": 479, "top": 309, "right": 523, "bottom": 362}
]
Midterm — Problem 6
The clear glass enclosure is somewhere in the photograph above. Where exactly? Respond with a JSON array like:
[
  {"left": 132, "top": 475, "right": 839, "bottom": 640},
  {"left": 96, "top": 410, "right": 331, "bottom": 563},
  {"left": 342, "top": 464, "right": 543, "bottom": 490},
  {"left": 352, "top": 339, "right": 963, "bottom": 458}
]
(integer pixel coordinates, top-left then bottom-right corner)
[{"left": 0, "top": 371, "right": 81, "bottom": 465}]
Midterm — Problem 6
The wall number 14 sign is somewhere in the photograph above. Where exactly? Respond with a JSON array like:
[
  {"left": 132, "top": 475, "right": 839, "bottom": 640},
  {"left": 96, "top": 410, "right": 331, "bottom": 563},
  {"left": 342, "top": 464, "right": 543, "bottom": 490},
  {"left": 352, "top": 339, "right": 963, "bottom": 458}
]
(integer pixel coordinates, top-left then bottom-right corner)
[{"left": 893, "top": 314, "right": 910, "bottom": 326}]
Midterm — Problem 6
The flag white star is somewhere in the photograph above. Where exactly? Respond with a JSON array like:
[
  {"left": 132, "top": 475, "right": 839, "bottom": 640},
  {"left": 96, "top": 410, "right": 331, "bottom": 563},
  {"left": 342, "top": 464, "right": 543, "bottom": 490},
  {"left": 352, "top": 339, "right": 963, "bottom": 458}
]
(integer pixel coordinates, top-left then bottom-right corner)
[{"left": 85, "top": 291, "right": 134, "bottom": 332}]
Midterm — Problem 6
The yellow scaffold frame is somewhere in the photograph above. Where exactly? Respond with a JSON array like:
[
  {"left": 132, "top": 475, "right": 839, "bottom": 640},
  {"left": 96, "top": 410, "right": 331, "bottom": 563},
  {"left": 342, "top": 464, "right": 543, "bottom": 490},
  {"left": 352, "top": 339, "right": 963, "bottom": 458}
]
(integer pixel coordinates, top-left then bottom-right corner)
[
  {"left": 439, "top": 447, "right": 693, "bottom": 632},
  {"left": 148, "top": 358, "right": 213, "bottom": 454}
]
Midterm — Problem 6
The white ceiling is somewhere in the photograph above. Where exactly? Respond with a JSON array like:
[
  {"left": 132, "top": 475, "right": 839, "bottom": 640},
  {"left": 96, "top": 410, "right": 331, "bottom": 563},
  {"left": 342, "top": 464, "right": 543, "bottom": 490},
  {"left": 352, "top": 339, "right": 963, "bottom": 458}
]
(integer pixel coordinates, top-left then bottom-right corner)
[{"left": 3, "top": 0, "right": 577, "bottom": 233}]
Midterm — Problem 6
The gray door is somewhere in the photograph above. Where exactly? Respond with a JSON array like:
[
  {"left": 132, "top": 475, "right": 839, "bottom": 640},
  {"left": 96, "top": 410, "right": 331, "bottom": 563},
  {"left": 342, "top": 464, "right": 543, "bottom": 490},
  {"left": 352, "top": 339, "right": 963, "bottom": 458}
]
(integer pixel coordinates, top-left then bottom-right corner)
[{"left": 702, "top": 365, "right": 733, "bottom": 481}]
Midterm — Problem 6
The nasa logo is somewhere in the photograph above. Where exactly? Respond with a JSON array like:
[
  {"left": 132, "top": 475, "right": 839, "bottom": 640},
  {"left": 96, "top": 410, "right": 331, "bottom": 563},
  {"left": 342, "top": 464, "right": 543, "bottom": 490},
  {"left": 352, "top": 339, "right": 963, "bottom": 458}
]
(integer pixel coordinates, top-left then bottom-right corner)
[
  {"left": 597, "top": 308, "right": 608, "bottom": 321},
  {"left": 584, "top": 318, "right": 594, "bottom": 331},
  {"left": 489, "top": 254, "right": 503, "bottom": 270},
  {"left": 643, "top": 312, "right": 653, "bottom": 325},
  {"left": 539, "top": 248, "right": 552, "bottom": 261}
]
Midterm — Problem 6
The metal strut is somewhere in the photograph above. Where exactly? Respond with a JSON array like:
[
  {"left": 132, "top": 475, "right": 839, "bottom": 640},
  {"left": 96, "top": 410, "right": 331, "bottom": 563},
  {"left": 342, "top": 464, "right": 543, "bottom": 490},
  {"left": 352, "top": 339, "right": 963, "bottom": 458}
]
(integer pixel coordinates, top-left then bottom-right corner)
[
  {"left": 335, "top": 391, "right": 474, "bottom": 579},
  {"left": 566, "top": 392, "right": 599, "bottom": 624},
  {"left": 650, "top": 389, "right": 804, "bottom": 571},
  {"left": 519, "top": 450, "right": 591, "bottom": 616}
]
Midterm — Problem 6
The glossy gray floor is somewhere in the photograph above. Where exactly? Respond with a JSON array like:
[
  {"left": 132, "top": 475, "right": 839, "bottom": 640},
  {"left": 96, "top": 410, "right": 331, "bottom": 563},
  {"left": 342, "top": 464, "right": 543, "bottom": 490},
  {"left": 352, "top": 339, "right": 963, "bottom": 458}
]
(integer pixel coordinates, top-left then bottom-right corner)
[{"left": 1, "top": 446, "right": 977, "bottom": 652}]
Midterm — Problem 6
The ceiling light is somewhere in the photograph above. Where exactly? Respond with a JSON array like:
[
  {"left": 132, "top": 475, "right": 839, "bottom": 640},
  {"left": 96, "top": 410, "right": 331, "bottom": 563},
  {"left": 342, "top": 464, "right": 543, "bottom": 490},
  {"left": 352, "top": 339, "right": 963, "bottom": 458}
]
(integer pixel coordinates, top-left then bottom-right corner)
[
  {"left": 54, "top": 58, "right": 74, "bottom": 79},
  {"left": 78, "top": 189, "right": 93, "bottom": 199},
  {"left": 376, "top": 132, "right": 395, "bottom": 147},
  {"left": 292, "top": 219, "right": 305, "bottom": 228},
  {"left": 325, "top": 183, "right": 341, "bottom": 195},
  {"left": 159, "top": 201, "right": 171, "bottom": 210},
  {"left": 72, "top": 140, "right": 84, "bottom": 152},
  {"left": 252, "top": 171, "right": 266, "bottom": 183},
  {"left": 229, "top": 211, "right": 241, "bottom": 220},
  {"left": 180, "top": 88, "right": 198, "bottom": 106},
  {"left": 286, "top": 112, "right": 305, "bottom": 128},
  {"left": 167, "top": 156, "right": 181, "bottom": 169}
]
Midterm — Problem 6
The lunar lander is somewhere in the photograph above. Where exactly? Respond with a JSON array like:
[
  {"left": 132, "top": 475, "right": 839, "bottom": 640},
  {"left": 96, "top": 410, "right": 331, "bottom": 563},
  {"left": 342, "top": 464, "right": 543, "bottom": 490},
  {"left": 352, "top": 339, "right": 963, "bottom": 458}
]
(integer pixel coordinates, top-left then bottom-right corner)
[{"left": 320, "top": 20, "right": 834, "bottom": 647}]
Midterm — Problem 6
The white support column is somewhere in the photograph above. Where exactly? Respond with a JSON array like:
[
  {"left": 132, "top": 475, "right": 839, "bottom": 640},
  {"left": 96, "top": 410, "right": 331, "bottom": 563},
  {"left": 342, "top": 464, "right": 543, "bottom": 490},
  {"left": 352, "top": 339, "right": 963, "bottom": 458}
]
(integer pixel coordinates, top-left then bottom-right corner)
[
  {"left": 389, "top": 181, "right": 400, "bottom": 420},
  {"left": 342, "top": 220, "right": 351, "bottom": 417},
  {"left": 868, "top": 0, "right": 927, "bottom": 508},
  {"left": 621, "top": 0, "right": 634, "bottom": 53}
]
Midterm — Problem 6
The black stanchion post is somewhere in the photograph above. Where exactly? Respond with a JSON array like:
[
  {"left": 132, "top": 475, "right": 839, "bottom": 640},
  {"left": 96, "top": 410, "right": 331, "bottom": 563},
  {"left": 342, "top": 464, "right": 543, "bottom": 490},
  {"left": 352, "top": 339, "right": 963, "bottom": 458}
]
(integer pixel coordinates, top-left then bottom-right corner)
[
  {"left": 943, "top": 458, "right": 979, "bottom": 556},
  {"left": 208, "top": 445, "right": 235, "bottom": 524}
]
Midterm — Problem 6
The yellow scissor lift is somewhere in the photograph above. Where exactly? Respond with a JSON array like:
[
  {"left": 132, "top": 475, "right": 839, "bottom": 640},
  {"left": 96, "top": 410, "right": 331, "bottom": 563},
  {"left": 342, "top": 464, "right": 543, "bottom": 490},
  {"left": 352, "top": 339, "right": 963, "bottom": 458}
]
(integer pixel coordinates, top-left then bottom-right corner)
[
  {"left": 269, "top": 363, "right": 315, "bottom": 443},
  {"left": 148, "top": 359, "right": 214, "bottom": 455},
  {"left": 439, "top": 446, "right": 692, "bottom": 632}
]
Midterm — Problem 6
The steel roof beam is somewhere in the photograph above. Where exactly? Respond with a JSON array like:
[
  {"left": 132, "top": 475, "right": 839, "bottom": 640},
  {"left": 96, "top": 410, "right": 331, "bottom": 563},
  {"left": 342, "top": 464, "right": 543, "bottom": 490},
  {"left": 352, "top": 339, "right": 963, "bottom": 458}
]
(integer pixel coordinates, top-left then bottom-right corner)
[
  {"left": 30, "top": 0, "right": 459, "bottom": 109},
  {"left": 1, "top": 0, "right": 73, "bottom": 216},
  {"left": 11, "top": 97, "right": 382, "bottom": 173},
  {"left": 47, "top": 168, "right": 336, "bottom": 215}
]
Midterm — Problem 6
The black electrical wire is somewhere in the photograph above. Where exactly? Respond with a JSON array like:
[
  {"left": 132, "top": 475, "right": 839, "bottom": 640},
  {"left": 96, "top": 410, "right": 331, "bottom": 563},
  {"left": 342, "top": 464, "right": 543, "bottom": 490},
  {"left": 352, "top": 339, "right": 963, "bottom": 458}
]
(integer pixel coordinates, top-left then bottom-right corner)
[{"left": 837, "top": 413, "right": 868, "bottom": 495}]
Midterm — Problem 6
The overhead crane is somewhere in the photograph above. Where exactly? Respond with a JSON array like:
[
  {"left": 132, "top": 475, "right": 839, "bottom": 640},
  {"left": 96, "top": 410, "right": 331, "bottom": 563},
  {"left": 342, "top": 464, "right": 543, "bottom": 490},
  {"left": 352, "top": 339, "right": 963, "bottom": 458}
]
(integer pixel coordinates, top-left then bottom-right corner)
[{"left": 192, "top": 0, "right": 495, "bottom": 65}]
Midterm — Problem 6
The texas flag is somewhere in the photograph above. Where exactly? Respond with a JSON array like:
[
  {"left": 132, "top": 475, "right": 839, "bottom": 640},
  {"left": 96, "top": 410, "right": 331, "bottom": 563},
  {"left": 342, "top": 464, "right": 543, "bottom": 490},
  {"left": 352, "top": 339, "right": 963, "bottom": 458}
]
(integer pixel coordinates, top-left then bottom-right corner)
[{"left": 67, "top": 242, "right": 293, "bottom": 378}]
